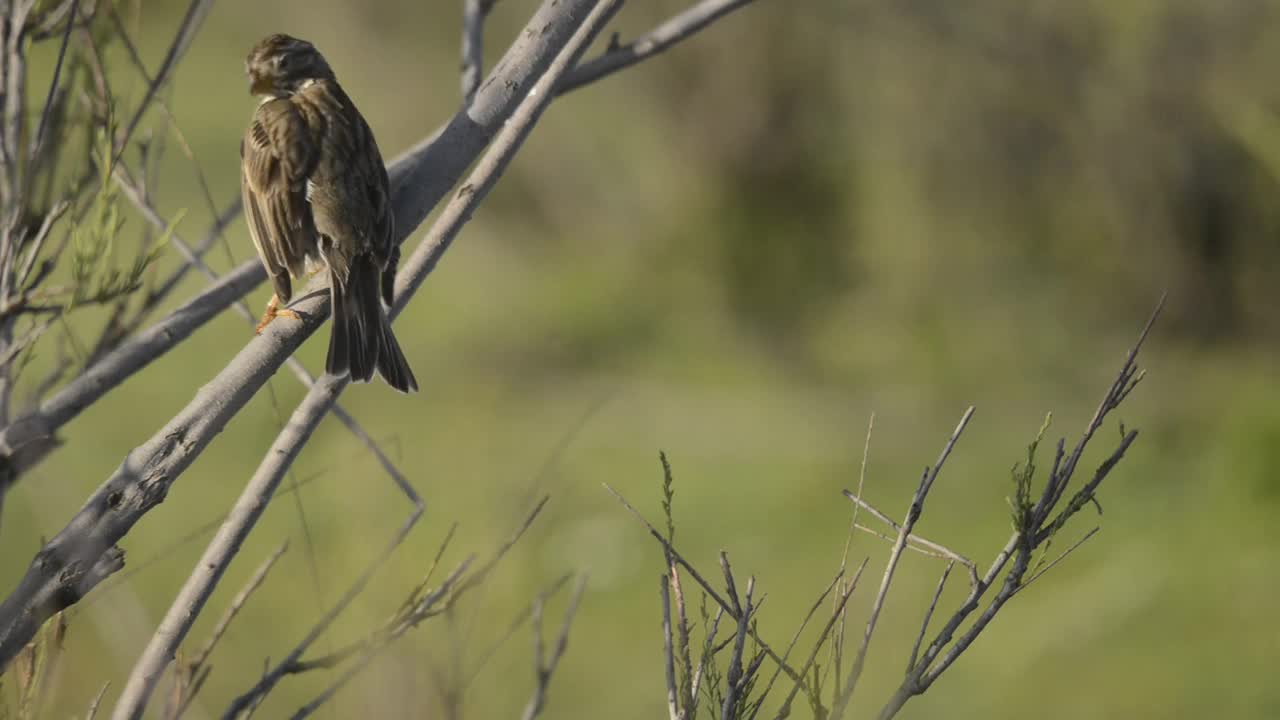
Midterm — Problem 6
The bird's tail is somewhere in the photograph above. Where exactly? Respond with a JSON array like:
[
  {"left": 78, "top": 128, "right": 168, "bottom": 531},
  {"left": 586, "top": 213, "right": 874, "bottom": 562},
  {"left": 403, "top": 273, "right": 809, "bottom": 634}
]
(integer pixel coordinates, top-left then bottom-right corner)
[{"left": 327, "top": 254, "right": 418, "bottom": 393}]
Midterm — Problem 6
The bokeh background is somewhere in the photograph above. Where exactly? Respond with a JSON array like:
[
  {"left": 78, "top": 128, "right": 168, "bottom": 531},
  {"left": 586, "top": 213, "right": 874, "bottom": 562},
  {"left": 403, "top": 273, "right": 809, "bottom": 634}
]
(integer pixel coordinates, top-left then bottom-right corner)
[{"left": 5, "top": 0, "right": 1280, "bottom": 717}]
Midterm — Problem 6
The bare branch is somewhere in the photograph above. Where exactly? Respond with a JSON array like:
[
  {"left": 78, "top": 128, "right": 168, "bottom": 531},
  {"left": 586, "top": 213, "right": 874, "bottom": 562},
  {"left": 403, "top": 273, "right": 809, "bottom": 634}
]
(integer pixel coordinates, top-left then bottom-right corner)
[
  {"left": 27, "top": 0, "right": 78, "bottom": 169},
  {"left": 842, "top": 493, "right": 979, "bottom": 587},
  {"left": 461, "top": 0, "right": 498, "bottom": 105},
  {"left": 906, "top": 561, "right": 953, "bottom": 675},
  {"left": 559, "top": 0, "right": 758, "bottom": 94},
  {"left": 168, "top": 541, "right": 288, "bottom": 720},
  {"left": 108, "top": 0, "right": 213, "bottom": 169},
  {"left": 520, "top": 575, "right": 589, "bottom": 720},
  {"left": 662, "top": 575, "right": 680, "bottom": 720},
  {"left": 605, "top": 483, "right": 807, "bottom": 689},
  {"left": 188, "top": 541, "right": 289, "bottom": 674},
  {"left": 772, "top": 559, "right": 867, "bottom": 720},
  {"left": 1015, "top": 527, "right": 1100, "bottom": 595},
  {"left": 87, "top": 681, "right": 110, "bottom": 720},
  {"left": 832, "top": 406, "right": 975, "bottom": 717},
  {"left": 720, "top": 575, "right": 755, "bottom": 720},
  {"left": 750, "top": 564, "right": 846, "bottom": 720},
  {"left": 288, "top": 557, "right": 475, "bottom": 720},
  {"left": 460, "top": 572, "right": 572, "bottom": 693}
]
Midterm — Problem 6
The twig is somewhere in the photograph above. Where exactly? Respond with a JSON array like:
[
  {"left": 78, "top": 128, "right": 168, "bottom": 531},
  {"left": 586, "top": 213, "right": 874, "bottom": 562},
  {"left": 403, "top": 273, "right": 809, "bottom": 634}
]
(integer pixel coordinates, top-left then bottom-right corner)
[
  {"left": 840, "top": 413, "right": 875, "bottom": 572},
  {"left": 138, "top": 199, "right": 240, "bottom": 322},
  {"left": 27, "top": 0, "right": 79, "bottom": 168},
  {"left": 87, "top": 681, "right": 110, "bottom": 720},
  {"left": 520, "top": 575, "right": 589, "bottom": 720},
  {"left": 559, "top": 0, "right": 758, "bottom": 94},
  {"left": 460, "top": 0, "right": 498, "bottom": 105},
  {"left": 748, "top": 566, "right": 843, "bottom": 719},
  {"left": 108, "top": 0, "right": 213, "bottom": 170},
  {"left": 832, "top": 406, "right": 975, "bottom": 717},
  {"left": 720, "top": 575, "right": 755, "bottom": 720},
  {"left": 906, "top": 561, "right": 953, "bottom": 675},
  {"left": 604, "top": 483, "right": 807, "bottom": 688},
  {"left": 287, "top": 557, "right": 475, "bottom": 719},
  {"left": 1014, "top": 527, "right": 1100, "bottom": 595},
  {"left": 772, "top": 558, "right": 867, "bottom": 720},
  {"left": 460, "top": 572, "right": 573, "bottom": 692},
  {"left": 167, "top": 542, "right": 288, "bottom": 720},
  {"left": 662, "top": 575, "right": 680, "bottom": 720},
  {"left": 690, "top": 604, "right": 725, "bottom": 710},
  {"left": 188, "top": 541, "right": 289, "bottom": 673},
  {"left": 843, "top": 493, "right": 979, "bottom": 587}
]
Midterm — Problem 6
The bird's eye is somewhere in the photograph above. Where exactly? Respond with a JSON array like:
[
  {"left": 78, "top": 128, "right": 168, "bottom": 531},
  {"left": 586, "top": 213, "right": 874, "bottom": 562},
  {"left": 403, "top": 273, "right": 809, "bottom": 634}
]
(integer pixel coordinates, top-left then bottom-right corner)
[{"left": 276, "top": 54, "right": 289, "bottom": 71}]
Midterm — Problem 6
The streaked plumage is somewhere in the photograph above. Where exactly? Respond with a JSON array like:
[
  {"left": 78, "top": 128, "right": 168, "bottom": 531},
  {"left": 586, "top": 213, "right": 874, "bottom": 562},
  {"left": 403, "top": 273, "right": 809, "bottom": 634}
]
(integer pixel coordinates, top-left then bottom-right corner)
[{"left": 241, "top": 33, "right": 416, "bottom": 393}]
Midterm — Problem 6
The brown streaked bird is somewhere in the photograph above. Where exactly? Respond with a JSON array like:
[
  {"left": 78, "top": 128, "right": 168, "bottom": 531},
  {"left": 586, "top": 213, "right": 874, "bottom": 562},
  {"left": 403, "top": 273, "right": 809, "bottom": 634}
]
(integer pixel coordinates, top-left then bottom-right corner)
[{"left": 240, "top": 33, "right": 417, "bottom": 393}]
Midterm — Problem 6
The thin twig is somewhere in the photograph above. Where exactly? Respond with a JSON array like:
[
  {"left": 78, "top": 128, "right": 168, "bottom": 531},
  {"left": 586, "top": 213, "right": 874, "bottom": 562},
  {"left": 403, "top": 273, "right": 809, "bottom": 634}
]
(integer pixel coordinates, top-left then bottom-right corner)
[
  {"left": 1014, "top": 527, "right": 1100, "bottom": 595},
  {"left": 558, "top": 0, "right": 757, "bottom": 94},
  {"left": 843, "top": 492, "right": 979, "bottom": 587},
  {"left": 288, "top": 558, "right": 475, "bottom": 720},
  {"left": 833, "top": 407, "right": 975, "bottom": 717},
  {"left": 604, "top": 483, "right": 807, "bottom": 688},
  {"left": 108, "top": 0, "right": 213, "bottom": 170},
  {"left": 662, "top": 575, "right": 680, "bottom": 720},
  {"left": 460, "top": 0, "right": 497, "bottom": 104},
  {"left": 460, "top": 572, "right": 572, "bottom": 692},
  {"left": 748, "top": 566, "right": 843, "bottom": 719},
  {"left": 906, "top": 561, "right": 953, "bottom": 675},
  {"left": 840, "top": 413, "right": 875, "bottom": 572},
  {"left": 87, "top": 681, "right": 110, "bottom": 720},
  {"left": 520, "top": 575, "right": 589, "bottom": 720},
  {"left": 188, "top": 541, "right": 289, "bottom": 673},
  {"left": 721, "top": 575, "right": 755, "bottom": 720},
  {"left": 773, "top": 558, "right": 867, "bottom": 720},
  {"left": 27, "top": 0, "right": 79, "bottom": 169}
]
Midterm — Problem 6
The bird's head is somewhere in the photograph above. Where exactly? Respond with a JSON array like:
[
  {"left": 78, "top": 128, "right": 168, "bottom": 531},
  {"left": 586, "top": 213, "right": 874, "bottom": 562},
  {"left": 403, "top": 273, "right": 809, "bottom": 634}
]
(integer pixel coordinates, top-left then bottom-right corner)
[{"left": 245, "top": 34, "right": 333, "bottom": 98}]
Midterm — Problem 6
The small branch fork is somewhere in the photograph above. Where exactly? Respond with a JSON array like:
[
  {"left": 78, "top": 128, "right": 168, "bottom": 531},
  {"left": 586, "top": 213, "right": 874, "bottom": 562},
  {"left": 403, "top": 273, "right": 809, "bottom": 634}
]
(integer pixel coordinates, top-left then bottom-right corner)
[{"left": 519, "top": 575, "right": 589, "bottom": 720}]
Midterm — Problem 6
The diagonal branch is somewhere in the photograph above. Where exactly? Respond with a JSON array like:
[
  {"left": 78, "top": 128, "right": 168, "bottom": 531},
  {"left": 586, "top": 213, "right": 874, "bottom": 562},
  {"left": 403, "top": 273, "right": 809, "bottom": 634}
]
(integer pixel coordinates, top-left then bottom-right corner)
[
  {"left": 604, "top": 483, "right": 808, "bottom": 689},
  {"left": 558, "top": 0, "right": 757, "bottom": 94},
  {"left": 460, "top": 0, "right": 498, "bottom": 105},
  {"left": 831, "top": 406, "right": 975, "bottom": 718}
]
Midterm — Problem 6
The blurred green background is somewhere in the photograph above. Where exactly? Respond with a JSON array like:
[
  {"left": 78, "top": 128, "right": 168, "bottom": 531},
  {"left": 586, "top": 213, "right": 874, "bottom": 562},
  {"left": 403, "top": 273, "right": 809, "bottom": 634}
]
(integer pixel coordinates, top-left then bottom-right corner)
[{"left": 4, "top": 0, "right": 1280, "bottom": 717}]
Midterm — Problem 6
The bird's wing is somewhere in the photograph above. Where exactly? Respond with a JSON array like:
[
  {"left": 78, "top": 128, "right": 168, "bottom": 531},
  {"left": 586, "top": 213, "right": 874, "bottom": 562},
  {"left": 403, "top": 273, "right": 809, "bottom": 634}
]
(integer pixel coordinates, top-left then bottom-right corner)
[
  {"left": 240, "top": 99, "right": 320, "bottom": 297},
  {"left": 354, "top": 113, "right": 394, "bottom": 258}
]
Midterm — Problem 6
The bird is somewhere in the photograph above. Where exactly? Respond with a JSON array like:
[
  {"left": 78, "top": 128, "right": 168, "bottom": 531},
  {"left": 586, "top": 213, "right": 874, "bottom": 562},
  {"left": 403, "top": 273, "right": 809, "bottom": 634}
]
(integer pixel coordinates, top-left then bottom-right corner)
[{"left": 240, "top": 33, "right": 417, "bottom": 393}]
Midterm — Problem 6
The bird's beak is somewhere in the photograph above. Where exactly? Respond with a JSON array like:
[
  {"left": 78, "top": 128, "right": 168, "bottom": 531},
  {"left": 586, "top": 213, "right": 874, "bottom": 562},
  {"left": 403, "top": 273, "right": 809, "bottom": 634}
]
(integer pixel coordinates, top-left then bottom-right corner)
[{"left": 248, "top": 72, "right": 272, "bottom": 96}]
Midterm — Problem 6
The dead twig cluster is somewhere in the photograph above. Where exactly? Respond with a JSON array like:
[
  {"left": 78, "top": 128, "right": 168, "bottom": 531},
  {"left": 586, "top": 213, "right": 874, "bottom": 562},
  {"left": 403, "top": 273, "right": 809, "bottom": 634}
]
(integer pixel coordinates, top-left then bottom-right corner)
[{"left": 610, "top": 299, "right": 1162, "bottom": 719}]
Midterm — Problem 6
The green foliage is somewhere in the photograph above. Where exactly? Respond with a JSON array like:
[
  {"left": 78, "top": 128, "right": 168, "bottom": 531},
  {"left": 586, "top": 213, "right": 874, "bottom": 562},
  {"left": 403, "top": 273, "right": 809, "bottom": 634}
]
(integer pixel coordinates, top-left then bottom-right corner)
[
  {"left": 1008, "top": 412, "right": 1052, "bottom": 535},
  {"left": 660, "top": 451, "right": 676, "bottom": 544},
  {"left": 1, "top": 613, "right": 66, "bottom": 720},
  {"left": 67, "top": 116, "right": 172, "bottom": 314}
]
